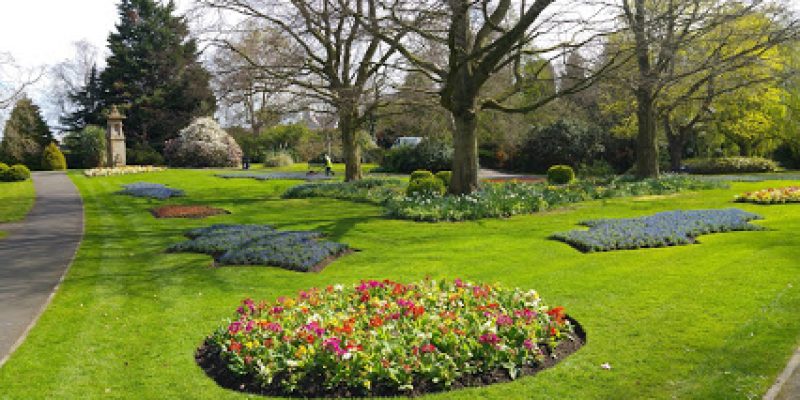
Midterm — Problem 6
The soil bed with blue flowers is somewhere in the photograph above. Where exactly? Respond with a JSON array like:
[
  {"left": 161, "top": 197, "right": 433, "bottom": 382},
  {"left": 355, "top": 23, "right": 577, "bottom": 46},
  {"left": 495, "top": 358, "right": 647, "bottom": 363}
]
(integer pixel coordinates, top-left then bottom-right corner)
[{"left": 168, "top": 224, "right": 351, "bottom": 272}]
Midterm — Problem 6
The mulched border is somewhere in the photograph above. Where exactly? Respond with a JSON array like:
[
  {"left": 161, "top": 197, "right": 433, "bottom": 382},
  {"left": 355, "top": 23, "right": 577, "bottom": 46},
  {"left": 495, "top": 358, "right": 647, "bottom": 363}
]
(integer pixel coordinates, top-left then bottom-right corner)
[
  {"left": 195, "top": 316, "right": 586, "bottom": 398},
  {"left": 150, "top": 205, "right": 231, "bottom": 219}
]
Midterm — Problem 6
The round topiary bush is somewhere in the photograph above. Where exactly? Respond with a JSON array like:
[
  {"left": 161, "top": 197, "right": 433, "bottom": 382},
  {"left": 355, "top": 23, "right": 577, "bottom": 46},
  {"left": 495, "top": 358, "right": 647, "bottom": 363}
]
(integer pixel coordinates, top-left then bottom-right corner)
[
  {"left": 263, "top": 152, "right": 294, "bottom": 167},
  {"left": 406, "top": 176, "right": 445, "bottom": 197},
  {"left": 435, "top": 170, "right": 452, "bottom": 188},
  {"left": 1, "top": 164, "right": 31, "bottom": 181},
  {"left": 164, "top": 117, "right": 243, "bottom": 168},
  {"left": 547, "top": 165, "right": 575, "bottom": 185},
  {"left": 41, "top": 142, "right": 67, "bottom": 170},
  {"left": 196, "top": 279, "right": 584, "bottom": 397},
  {"left": 410, "top": 170, "right": 435, "bottom": 182}
]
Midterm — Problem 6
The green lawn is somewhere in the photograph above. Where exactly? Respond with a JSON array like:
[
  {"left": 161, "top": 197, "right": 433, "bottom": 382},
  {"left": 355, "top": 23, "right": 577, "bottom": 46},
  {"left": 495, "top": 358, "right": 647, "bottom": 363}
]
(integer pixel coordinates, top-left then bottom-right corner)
[
  {"left": 0, "top": 179, "right": 36, "bottom": 238},
  {"left": 1, "top": 169, "right": 799, "bottom": 399}
]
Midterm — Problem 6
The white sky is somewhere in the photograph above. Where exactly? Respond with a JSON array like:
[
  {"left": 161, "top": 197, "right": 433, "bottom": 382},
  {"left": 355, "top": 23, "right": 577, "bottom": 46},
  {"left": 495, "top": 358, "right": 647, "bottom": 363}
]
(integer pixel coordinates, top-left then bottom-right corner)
[{"left": 0, "top": 0, "right": 191, "bottom": 132}]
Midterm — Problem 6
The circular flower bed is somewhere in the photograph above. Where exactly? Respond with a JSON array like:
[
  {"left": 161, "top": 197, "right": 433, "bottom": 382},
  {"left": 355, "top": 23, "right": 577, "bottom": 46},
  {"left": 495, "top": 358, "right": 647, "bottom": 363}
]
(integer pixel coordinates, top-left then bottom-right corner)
[
  {"left": 150, "top": 205, "right": 230, "bottom": 219},
  {"left": 197, "top": 279, "right": 584, "bottom": 397},
  {"left": 735, "top": 186, "right": 800, "bottom": 204}
]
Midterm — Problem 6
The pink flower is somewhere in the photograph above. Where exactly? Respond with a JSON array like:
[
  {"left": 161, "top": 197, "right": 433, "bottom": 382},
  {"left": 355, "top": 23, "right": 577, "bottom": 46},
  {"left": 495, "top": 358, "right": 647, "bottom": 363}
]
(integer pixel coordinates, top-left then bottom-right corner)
[
  {"left": 479, "top": 333, "right": 501, "bottom": 346},
  {"left": 228, "top": 321, "right": 242, "bottom": 334},
  {"left": 523, "top": 338, "right": 534, "bottom": 350},
  {"left": 266, "top": 322, "right": 283, "bottom": 333},
  {"left": 496, "top": 314, "right": 514, "bottom": 327}
]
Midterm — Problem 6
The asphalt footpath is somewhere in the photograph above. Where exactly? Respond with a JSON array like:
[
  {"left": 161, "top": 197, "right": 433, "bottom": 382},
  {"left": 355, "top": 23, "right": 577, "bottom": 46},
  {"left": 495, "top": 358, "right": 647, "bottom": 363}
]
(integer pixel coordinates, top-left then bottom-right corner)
[{"left": 0, "top": 171, "right": 83, "bottom": 367}]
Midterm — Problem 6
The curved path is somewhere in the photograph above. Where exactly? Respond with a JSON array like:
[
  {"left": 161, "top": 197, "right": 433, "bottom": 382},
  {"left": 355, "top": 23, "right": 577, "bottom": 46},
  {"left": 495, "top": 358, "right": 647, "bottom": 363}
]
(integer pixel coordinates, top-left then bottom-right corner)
[{"left": 0, "top": 172, "right": 83, "bottom": 367}]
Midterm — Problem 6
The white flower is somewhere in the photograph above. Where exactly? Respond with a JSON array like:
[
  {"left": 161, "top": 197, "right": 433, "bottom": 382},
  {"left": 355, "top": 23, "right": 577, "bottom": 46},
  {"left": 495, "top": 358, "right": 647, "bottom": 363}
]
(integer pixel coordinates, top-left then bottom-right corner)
[{"left": 601, "top": 362, "right": 612, "bottom": 370}]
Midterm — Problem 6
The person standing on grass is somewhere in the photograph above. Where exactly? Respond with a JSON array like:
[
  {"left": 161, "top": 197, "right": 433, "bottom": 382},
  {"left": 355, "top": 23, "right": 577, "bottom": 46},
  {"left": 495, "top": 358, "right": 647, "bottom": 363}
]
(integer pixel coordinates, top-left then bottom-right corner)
[{"left": 324, "top": 154, "right": 334, "bottom": 176}]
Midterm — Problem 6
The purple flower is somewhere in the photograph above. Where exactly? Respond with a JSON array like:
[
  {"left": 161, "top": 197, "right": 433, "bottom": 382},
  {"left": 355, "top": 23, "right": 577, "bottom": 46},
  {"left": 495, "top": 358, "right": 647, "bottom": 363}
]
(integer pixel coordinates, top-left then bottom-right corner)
[{"left": 228, "top": 321, "right": 242, "bottom": 334}]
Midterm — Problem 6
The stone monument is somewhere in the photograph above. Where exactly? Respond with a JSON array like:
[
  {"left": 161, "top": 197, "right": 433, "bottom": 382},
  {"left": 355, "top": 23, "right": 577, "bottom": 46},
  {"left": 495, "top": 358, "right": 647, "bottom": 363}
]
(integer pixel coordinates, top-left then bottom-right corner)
[{"left": 106, "top": 105, "right": 127, "bottom": 167}]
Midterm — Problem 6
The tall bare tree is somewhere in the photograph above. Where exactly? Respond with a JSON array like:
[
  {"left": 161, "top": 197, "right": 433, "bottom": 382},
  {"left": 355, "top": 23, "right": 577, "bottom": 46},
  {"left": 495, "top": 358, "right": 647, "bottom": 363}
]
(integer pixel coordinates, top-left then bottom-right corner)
[
  {"left": 209, "top": 23, "right": 295, "bottom": 134},
  {"left": 198, "top": 0, "right": 399, "bottom": 181},
  {"left": 354, "top": 0, "right": 614, "bottom": 194},
  {"left": 0, "top": 53, "right": 42, "bottom": 111}
]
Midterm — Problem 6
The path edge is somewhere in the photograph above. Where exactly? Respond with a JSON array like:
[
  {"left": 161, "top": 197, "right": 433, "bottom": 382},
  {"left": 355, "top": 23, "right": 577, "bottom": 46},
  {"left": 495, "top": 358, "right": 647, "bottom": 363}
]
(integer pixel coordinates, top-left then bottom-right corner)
[
  {"left": 764, "top": 347, "right": 800, "bottom": 400},
  {"left": 0, "top": 172, "right": 85, "bottom": 368}
]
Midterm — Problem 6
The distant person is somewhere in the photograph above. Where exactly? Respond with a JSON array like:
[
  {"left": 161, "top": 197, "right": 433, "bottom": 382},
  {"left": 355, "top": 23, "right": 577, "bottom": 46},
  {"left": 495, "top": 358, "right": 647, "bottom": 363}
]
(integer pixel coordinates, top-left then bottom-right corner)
[{"left": 324, "top": 154, "right": 334, "bottom": 176}]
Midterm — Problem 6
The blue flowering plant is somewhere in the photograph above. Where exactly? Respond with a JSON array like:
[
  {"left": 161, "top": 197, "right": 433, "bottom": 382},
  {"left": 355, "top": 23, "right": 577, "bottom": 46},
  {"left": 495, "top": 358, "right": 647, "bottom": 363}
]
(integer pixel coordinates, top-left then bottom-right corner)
[
  {"left": 118, "top": 182, "right": 185, "bottom": 200},
  {"left": 552, "top": 209, "right": 764, "bottom": 252},
  {"left": 168, "top": 224, "right": 349, "bottom": 272}
]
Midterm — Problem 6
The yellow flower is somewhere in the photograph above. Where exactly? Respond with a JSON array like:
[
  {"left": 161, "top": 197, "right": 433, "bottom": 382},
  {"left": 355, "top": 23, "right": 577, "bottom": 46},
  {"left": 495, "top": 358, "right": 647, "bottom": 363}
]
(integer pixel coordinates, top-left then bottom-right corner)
[{"left": 295, "top": 345, "right": 307, "bottom": 358}]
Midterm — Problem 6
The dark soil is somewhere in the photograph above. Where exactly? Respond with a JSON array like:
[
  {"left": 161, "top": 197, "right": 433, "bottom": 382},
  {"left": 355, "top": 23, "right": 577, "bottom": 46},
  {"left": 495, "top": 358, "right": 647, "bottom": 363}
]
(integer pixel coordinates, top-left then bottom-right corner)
[
  {"left": 196, "top": 316, "right": 586, "bottom": 398},
  {"left": 151, "top": 205, "right": 230, "bottom": 219}
]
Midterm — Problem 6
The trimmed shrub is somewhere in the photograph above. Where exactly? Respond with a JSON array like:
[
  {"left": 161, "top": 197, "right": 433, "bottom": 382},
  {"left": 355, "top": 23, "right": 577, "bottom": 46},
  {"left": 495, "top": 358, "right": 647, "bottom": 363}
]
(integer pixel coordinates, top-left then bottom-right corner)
[
  {"left": 547, "top": 165, "right": 575, "bottom": 184},
  {"left": 406, "top": 177, "right": 445, "bottom": 197},
  {"left": 41, "top": 142, "right": 67, "bottom": 171},
  {"left": 164, "top": 117, "right": 243, "bottom": 167},
  {"left": 684, "top": 157, "right": 779, "bottom": 174},
  {"left": 1, "top": 164, "right": 32, "bottom": 182},
  {"left": 410, "top": 170, "right": 435, "bottom": 181},
  {"left": 435, "top": 170, "right": 452, "bottom": 188},
  {"left": 263, "top": 152, "right": 294, "bottom": 167}
]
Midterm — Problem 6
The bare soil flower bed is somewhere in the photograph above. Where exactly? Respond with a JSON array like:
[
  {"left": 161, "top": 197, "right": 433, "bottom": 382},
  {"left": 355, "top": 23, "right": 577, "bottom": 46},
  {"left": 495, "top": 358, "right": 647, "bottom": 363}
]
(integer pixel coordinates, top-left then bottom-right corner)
[{"left": 150, "top": 205, "right": 230, "bottom": 219}]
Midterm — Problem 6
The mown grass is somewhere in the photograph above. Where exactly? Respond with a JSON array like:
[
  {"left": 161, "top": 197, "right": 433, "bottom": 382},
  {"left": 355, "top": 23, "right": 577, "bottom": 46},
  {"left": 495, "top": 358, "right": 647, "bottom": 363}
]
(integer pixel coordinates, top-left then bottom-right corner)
[
  {"left": 0, "top": 168, "right": 799, "bottom": 399},
  {"left": 0, "top": 179, "right": 36, "bottom": 238}
]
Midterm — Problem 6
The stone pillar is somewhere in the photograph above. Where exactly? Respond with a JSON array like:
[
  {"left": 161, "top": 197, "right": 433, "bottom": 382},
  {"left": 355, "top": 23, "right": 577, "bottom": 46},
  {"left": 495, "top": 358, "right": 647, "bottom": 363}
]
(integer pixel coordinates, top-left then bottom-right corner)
[{"left": 106, "top": 105, "right": 127, "bottom": 167}]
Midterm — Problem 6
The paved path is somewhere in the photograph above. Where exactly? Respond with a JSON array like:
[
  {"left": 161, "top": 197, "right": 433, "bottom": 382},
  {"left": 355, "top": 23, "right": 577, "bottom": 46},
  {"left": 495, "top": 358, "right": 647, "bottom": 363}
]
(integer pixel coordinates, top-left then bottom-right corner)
[
  {"left": 478, "top": 168, "right": 545, "bottom": 180},
  {"left": 0, "top": 172, "right": 83, "bottom": 367}
]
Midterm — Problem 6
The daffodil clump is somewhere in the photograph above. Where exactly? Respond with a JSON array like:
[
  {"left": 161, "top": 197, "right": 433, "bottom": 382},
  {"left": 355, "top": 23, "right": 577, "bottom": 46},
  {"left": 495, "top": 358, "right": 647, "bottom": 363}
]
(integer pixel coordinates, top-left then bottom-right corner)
[
  {"left": 206, "top": 279, "right": 576, "bottom": 396},
  {"left": 735, "top": 186, "right": 800, "bottom": 204},
  {"left": 83, "top": 165, "right": 166, "bottom": 177}
]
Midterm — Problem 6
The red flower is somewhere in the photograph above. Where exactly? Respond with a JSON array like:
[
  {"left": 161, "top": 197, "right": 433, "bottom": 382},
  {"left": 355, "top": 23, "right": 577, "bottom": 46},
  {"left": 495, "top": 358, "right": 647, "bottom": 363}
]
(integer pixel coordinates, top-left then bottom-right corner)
[
  {"left": 547, "top": 306, "right": 566, "bottom": 324},
  {"left": 369, "top": 315, "right": 384, "bottom": 327},
  {"left": 412, "top": 305, "right": 425, "bottom": 318},
  {"left": 229, "top": 341, "right": 242, "bottom": 353},
  {"left": 420, "top": 343, "right": 436, "bottom": 353}
]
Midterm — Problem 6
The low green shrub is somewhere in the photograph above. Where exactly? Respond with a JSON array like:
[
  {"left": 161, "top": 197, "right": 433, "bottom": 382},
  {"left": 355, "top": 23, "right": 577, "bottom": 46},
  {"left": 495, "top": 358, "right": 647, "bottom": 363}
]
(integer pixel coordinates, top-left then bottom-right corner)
[
  {"left": 127, "top": 144, "right": 165, "bottom": 166},
  {"left": 684, "top": 157, "right": 779, "bottom": 174},
  {"left": 547, "top": 165, "right": 575, "bottom": 184},
  {"left": 435, "top": 170, "right": 452, "bottom": 188},
  {"left": 410, "top": 170, "right": 435, "bottom": 181},
  {"left": 406, "top": 176, "right": 445, "bottom": 197},
  {"left": 41, "top": 142, "right": 67, "bottom": 170},
  {"left": 263, "top": 152, "right": 294, "bottom": 167},
  {"left": 380, "top": 139, "right": 453, "bottom": 173},
  {"left": 1, "top": 164, "right": 32, "bottom": 182},
  {"left": 578, "top": 160, "right": 616, "bottom": 178}
]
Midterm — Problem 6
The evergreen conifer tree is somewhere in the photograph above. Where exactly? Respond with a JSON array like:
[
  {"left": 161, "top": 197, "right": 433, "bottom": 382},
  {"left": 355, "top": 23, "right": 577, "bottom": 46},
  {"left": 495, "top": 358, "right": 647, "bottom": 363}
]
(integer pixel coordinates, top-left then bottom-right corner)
[{"left": 0, "top": 97, "right": 53, "bottom": 168}]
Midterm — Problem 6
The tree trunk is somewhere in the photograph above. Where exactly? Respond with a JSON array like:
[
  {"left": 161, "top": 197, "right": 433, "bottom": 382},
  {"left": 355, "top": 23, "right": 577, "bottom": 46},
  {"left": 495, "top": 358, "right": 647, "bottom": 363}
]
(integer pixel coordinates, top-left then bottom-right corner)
[
  {"left": 338, "top": 110, "right": 362, "bottom": 182},
  {"left": 664, "top": 117, "right": 687, "bottom": 172},
  {"left": 450, "top": 108, "right": 479, "bottom": 195},
  {"left": 635, "top": 87, "right": 659, "bottom": 179}
]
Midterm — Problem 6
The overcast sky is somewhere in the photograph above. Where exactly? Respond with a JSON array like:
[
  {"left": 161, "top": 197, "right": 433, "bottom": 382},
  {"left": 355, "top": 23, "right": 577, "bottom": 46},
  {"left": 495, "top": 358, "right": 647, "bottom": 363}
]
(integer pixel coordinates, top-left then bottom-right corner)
[{"left": 0, "top": 0, "right": 191, "bottom": 132}]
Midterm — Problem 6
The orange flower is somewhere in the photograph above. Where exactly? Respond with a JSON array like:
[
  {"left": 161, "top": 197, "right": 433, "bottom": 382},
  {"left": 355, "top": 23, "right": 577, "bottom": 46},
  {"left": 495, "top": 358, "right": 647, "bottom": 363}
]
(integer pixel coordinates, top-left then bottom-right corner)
[
  {"left": 229, "top": 340, "right": 242, "bottom": 353},
  {"left": 369, "top": 315, "right": 384, "bottom": 327}
]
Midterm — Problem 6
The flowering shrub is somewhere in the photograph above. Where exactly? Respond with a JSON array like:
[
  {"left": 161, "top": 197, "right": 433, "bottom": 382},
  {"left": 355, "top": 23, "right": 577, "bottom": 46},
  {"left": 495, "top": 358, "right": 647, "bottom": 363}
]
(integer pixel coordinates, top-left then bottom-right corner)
[
  {"left": 684, "top": 157, "right": 779, "bottom": 174},
  {"left": 199, "top": 279, "right": 581, "bottom": 397},
  {"left": 282, "top": 178, "right": 404, "bottom": 203},
  {"left": 118, "top": 182, "right": 185, "bottom": 200},
  {"left": 83, "top": 165, "right": 166, "bottom": 177},
  {"left": 385, "top": 175, "right": 723, "bottom": 222},
  {"left": 169, "top": 224, "right": 348, "bottom": 272},
  {"left": 164, "top": 117, "right": 243, "bottom": 168},
  {"left": 552, "top": 208, "right": 763, "bottom": 252},
  {"left": 216, "top": 172, "right": 333, "bottom": 181}
]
